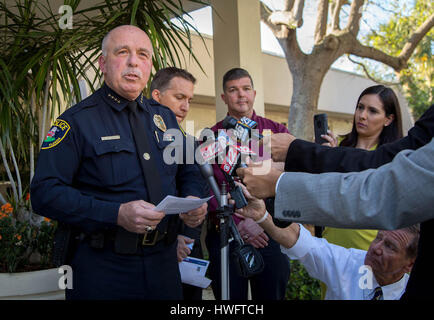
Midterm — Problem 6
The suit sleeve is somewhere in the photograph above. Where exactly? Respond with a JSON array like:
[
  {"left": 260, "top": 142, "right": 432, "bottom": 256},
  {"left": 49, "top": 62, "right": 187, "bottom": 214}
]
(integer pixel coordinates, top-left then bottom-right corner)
[
  {"left": 285, "top": 105, "right": 434, "bottom": 173},
  {"left": 276, "top": 138, "right": 434, "bottom": 230},
  {"left": 30, "top": 117, "right": 120, "bottom": 233}
]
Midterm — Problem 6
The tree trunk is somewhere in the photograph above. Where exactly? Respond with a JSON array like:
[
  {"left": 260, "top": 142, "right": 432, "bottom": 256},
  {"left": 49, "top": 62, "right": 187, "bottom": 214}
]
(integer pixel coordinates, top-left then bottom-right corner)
[{"left": 287, "top": 69, "right": 326, "bottom": 140}]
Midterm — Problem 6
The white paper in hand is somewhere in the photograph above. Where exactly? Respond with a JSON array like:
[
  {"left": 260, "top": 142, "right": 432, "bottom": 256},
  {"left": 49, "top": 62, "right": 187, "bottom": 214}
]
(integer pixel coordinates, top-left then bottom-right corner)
[
  {"left": 179, "top": 257, "right": 212, "bottom": 288},
  {"left": 153, "top": 195, "right": 213, "bottom": 215}
]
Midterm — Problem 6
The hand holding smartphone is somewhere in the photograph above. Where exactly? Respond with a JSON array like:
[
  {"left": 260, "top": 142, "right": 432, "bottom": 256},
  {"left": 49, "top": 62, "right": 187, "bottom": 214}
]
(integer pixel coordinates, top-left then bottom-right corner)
[{"left": 314, "top": 113, "right": 328, "bottom": 144}]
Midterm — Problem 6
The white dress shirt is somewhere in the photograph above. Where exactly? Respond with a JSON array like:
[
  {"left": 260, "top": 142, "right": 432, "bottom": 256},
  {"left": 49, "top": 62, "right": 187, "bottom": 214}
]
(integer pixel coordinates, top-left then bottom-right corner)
[{"left": 280, "top": 224, "right": 409, "bottom": 300}]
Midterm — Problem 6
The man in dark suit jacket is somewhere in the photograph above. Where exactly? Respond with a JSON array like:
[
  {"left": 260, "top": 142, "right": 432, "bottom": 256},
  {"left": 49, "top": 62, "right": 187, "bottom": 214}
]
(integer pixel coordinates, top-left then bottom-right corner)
[{"left": 255, "top": 104, "right": 434, "bottom": 300}]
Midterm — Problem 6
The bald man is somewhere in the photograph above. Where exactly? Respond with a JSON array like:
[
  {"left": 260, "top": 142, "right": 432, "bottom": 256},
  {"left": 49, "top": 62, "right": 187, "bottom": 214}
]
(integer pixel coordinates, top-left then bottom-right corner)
[{"left": 31, "top": 25, "right": 208, "bottom": 299}]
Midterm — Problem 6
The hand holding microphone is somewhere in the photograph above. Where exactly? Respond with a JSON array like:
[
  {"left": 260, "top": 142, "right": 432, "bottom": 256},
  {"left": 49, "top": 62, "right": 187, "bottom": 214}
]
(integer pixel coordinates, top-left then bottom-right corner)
[
  {"left": 236, "top": 159, "right": 283, "bottom": 199},
  {"left": 233, "top": 182, "right": 267, "bottom": 221}
]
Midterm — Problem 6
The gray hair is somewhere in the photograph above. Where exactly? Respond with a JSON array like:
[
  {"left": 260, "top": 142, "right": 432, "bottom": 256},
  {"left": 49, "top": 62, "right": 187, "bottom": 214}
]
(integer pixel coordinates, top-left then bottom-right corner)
[
  {"left": 101, "top": 30, "right": 111, "bottom": 57},
  {"left": 402, "top": 224, "right": 420, "bottom": 259}
]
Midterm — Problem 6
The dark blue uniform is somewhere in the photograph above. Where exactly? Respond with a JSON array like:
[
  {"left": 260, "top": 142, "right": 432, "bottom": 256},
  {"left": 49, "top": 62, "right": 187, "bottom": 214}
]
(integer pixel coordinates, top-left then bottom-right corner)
[{"left": 30, "top": 84, "right": 206, "bottom": 299}]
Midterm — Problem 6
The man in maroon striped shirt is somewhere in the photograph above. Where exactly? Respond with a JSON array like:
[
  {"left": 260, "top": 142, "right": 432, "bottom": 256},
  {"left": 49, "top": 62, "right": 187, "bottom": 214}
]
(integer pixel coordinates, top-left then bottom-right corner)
[{"left": 205, "top": 68, "right": 290, "bottom": 300}]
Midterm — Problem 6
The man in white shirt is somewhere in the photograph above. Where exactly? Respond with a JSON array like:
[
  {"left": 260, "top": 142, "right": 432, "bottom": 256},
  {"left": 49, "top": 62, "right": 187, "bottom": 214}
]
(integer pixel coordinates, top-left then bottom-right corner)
[{"left": 235, "top": 184, "right": 419, "bottom": 300}]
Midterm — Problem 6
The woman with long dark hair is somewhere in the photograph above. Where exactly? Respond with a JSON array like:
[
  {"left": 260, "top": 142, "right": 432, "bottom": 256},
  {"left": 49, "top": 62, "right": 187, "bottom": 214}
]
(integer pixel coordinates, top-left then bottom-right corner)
[
  {"left": 319, "top": 84, "right": 403, "bottom": 298},
  {"left": 331, "top": 85, "right": 403, "bottom": 149}
]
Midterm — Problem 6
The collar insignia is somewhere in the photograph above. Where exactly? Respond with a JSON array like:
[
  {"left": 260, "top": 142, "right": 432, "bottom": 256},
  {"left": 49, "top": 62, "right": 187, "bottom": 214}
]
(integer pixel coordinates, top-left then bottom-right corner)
[{"left": 108, "top": 93, "right": 121, "bottom": 104}]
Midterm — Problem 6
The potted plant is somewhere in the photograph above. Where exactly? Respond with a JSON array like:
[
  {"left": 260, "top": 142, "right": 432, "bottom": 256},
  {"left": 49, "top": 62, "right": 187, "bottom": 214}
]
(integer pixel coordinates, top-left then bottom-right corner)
[
  {"left": 0, "top": 0, "right": 206, "bottom": 299},
  {"left": 0, "top": 198, "right": 63, "bottom": 299}
]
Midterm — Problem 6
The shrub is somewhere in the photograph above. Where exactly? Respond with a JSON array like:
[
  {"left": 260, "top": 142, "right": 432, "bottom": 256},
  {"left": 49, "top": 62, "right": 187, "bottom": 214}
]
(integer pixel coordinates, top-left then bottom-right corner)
[
  {"left": 0, "top": 200, "right": 56, "bottom": 273},
  {"left": 286, "top": 259, "right": 321, "bottom": 300}
]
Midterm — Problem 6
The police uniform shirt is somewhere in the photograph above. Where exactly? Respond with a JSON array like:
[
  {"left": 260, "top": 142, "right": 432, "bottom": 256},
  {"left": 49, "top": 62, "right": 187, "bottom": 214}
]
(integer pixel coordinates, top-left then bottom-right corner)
[{"left": 30, "top": 83, "right": 205, "bottom": 234}]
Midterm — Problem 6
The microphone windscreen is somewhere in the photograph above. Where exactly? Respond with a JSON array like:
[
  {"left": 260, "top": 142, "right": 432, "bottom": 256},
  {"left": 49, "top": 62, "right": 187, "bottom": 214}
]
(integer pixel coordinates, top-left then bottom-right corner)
[{"left": 222, "top": 116, "right": 238, "bottom": 129}]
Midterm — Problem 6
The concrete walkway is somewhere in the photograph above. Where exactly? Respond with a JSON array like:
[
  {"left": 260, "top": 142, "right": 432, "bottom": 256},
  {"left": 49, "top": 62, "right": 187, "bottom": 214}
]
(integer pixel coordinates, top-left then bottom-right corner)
[{"left": 202, "top": 287, "right": 215, "bottom": 300}]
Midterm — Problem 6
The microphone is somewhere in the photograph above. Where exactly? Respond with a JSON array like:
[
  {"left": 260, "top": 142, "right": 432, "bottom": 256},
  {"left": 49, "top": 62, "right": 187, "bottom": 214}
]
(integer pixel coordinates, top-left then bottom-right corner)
[
  {"left": 199, "top": 128, "right": 255, "bottom": 176},
  {"left": 197, "top": 128, "right": 223, "bottom": 204},
  {"left": 219, "top": 136, "right": 256, "bottom": 176},
  {"left": 196, "top": 151, "right": 222, "bottom": 205},
  {"left": 222, "top": 116, "right": 263, "bottom": 142},
  {"left": 220, "top": 145, "right": 241, "bottom": 176},
  {"left": 197, "top": 129, "right": 249, "bottom": 209},
  {"left": 198, "top": 129, "right": 229, "bottom": 163},
  {"left": 239, "top": 116, "right": 258, "bottom": 129}
]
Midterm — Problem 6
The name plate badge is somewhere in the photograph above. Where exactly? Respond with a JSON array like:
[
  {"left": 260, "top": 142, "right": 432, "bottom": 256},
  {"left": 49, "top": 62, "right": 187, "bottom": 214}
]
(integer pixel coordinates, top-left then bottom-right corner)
[{"left": 101, "top": 135, "right": 121, "bottom": 141}]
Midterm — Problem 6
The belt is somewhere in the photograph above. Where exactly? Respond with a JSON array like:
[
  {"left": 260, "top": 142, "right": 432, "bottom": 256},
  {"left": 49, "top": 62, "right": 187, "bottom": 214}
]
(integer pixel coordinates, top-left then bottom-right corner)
[
  {"left": 82, "top": 229, "right": 167, "bottom": 252},
  {"left": 141, "top": 229, "right": 166, "bottom": 246}
]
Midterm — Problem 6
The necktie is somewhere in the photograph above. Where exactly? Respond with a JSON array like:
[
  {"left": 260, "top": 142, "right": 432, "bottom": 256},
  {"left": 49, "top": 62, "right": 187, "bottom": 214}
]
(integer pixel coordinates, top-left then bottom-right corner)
[
  {"left": 127, "top": 101, "right": 180, "bottom": 245},
  {"left": 371, "top": 286, "right": 383, "bottom": 300},
  {"left": 114, "top": 101, "right": 165, "bottom": 254},
  {"left": 127, "top": 101, "right": 163, "bottom": 204}
]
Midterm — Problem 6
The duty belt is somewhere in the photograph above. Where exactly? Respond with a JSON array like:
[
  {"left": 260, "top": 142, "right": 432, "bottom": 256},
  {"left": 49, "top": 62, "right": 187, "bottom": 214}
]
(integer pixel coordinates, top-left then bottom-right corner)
[
  {"left": 83, "top": 228, "right": 167, "bottom": 252},
  {"left": 142, "top": 229, "right": 166, "bottom": 246}
]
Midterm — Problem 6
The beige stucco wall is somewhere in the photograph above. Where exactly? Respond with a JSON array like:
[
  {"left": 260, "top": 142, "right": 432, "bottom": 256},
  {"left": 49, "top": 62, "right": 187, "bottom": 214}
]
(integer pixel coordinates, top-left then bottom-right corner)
[{"left": 182, "top": 102, "right": 216, "bottom": 136}]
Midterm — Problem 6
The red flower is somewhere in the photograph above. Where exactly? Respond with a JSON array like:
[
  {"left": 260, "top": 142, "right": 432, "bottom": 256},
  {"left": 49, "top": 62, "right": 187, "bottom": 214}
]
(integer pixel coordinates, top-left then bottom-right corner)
[{"left": 1, "top": 203, "right": 13, "bottom": 214}]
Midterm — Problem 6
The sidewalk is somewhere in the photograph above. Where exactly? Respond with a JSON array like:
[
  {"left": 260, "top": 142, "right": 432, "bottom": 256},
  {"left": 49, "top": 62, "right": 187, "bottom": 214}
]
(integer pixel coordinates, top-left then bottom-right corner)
[{"left": 203, "top": 287, "right": 215, "bottom": 300}]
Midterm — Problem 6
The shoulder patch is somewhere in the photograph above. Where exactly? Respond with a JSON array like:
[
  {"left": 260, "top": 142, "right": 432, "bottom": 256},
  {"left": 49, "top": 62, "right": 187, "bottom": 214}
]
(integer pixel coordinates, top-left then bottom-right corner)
[{"left": 41, "top": 119, "right": 71, "bottom": 149}]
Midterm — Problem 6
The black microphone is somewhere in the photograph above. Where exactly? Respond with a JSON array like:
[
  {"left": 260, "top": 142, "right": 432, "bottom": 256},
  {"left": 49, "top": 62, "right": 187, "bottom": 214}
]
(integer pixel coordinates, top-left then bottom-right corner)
[
  {"left": 197, "top": 159, "right": 222, "bottom": 205},
  {"left": 196, "top": 128, "right": 222, "bottom": 204},
  {"left": 222, "top": 116, "right": 263, "bottom": 142}
]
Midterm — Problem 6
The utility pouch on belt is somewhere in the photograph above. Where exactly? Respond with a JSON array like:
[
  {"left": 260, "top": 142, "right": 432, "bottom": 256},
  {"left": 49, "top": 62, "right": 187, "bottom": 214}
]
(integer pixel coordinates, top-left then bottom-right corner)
[{"left": 52, "top": 222, "right": 75, "bottom": 267}]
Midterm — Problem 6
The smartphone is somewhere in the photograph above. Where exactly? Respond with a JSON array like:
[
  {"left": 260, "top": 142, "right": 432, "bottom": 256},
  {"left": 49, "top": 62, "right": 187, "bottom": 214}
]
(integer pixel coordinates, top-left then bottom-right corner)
[{"left": 314, "top": 113, "right": 328, "bottom": 144}]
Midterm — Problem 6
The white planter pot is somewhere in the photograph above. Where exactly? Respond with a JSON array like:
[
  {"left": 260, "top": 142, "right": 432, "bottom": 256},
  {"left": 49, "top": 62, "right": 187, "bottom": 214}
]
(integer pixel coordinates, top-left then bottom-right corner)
[{"left": 0, "top": 268, "right": 65, "bottom": 300}]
